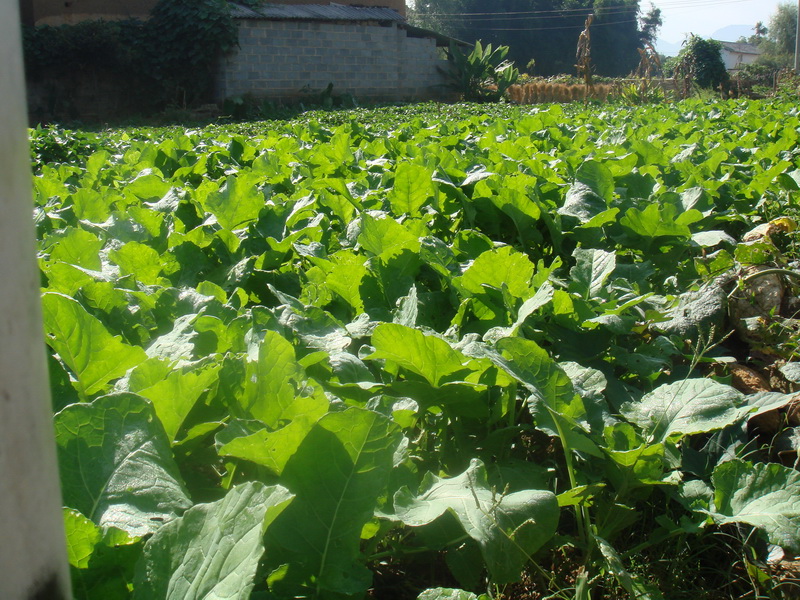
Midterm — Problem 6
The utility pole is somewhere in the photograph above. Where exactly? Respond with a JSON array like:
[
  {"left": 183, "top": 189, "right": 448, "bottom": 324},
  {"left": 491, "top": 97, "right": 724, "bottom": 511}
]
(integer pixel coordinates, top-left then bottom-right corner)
[{"left": 0, "top": 1, "right": 71, "bottom": 598}]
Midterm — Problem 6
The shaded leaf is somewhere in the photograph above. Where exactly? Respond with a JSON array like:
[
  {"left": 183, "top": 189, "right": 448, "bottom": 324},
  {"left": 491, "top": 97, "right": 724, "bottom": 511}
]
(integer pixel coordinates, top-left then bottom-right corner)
[
  {"left": 711, "top": 460, "right": 800, "bottom": 553},
  {"left": 393, "top": 459, "right": 559, "bottom": 583},
  {"left": 55, "top": 393, "right": 192, "bottom": 537},
  {"left": 268, "top": 408, "right": 404, "bottom": 596}
]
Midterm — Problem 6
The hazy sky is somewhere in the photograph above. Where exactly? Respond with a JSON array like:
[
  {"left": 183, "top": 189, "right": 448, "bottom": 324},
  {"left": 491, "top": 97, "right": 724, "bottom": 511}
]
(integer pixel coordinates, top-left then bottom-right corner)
[{"left": 653, "top": 0, "right": 786, "bottom": 43}]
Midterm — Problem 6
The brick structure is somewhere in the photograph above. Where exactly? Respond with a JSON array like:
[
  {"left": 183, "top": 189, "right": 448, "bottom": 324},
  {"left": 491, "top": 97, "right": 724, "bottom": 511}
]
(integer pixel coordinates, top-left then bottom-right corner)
[{"left": 217, "top": 4, "right": 456, "bottom": 103}]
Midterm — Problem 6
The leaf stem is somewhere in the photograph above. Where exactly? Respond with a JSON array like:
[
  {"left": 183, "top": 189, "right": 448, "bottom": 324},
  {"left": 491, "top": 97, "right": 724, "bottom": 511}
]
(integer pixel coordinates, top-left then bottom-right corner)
[
  {"left": 549, "top": 408, "right": 593, "bottom": 560},
  {"left": 368, "top": 534, "right": 471, "bottom": 562},
  {"left": 728, "top": 268, "right": 800, "bottom": 299}
]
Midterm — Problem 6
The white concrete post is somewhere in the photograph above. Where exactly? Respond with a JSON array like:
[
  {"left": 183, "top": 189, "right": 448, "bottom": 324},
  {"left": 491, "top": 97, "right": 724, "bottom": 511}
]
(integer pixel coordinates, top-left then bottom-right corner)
[{"left": 0, "top": 2, "right": 71, "bottom": 599}]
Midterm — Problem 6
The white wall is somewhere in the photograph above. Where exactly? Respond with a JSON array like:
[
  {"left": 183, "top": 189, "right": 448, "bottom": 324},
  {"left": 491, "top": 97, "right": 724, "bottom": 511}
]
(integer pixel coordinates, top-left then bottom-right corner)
[{"left": 722, "top": 49, "right": 760, "bottom": 71}]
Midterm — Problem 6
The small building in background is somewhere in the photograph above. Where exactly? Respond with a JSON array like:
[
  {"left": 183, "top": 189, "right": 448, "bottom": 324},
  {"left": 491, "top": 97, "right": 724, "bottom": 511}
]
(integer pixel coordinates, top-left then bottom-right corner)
[{"left": 717, "top": 41, "right": 762, "bottom": 73}]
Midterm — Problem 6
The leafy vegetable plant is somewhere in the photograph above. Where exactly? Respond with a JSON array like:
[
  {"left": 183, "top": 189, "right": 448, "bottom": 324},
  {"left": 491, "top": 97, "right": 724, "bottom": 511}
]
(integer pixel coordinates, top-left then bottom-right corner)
[{"left": 34, "top": 98, "right": 800, "bottom": 599}]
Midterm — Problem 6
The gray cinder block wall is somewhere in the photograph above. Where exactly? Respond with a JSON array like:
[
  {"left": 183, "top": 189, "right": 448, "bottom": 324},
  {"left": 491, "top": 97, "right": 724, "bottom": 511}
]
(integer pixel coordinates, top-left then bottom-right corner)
[{"left": 217, "top": 20, "right": 454, "bottom": 103}]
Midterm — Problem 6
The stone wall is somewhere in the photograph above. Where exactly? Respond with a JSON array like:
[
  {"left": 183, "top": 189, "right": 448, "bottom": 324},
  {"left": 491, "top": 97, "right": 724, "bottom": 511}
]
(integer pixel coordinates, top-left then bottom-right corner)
[{"left": 217, "top": 20, "right": 454, "bottom": 103}]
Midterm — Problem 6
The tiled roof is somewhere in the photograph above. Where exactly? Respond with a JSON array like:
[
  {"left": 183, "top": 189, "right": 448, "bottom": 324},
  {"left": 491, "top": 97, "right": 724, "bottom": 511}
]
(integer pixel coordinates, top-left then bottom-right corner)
[
  {"left": 718, "top": 41, "right": 762, "bottom": 55},
  {"left": 229, "top": 3, "right": 404, "bottom": 22}
]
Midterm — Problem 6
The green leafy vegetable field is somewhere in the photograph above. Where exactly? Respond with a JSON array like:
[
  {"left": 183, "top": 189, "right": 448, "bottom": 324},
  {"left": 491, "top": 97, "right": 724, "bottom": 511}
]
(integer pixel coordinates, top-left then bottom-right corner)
[{"left": 33, "top": 99, "right": 800, "bottom": 599}]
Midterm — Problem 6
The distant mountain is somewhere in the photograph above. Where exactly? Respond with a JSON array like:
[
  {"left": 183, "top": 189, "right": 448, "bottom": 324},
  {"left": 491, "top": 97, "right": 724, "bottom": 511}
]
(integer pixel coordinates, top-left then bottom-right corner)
[
  {"left": 655, "top": 38, "right": 682, "bottom": 57},
  {"left": 712, "top": 24, "right": 755, "bottom": 42}
]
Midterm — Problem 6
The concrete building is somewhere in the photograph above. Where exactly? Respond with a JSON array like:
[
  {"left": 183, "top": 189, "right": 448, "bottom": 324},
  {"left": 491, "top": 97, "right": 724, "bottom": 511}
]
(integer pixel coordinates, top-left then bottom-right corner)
[{"left": 718, "top": 41, "right": 762, "bottom": 73}]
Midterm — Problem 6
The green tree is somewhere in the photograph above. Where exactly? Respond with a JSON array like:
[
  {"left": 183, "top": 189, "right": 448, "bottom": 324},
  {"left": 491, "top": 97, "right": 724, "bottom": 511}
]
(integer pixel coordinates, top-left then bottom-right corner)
[
  {"left": 768, "top": 2, "right": 797, "bottom": 55},
  {"left": 639, "top": 2, "right": 662, "bottom": 45},
  {"left": 676, "top": 35, "right": 728, "bottom": 89},
  {"left": 592, "top": 0, "right": 641, "bottom": 76},
  {"left": 409, "top": 0, "right": 652, "bottom": 77},
  {"left": 745, "top": 3, "right": 795, "bottom": 70}
]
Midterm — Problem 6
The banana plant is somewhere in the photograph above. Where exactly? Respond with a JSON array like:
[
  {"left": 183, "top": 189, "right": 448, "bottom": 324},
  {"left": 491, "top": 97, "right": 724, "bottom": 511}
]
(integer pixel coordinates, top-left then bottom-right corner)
[{"left": 443, "top": 40, "right": 519, "bottom": 102}]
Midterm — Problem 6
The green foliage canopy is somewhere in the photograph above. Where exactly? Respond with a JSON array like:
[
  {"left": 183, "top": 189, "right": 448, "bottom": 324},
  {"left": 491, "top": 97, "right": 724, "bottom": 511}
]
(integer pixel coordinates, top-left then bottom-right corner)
[
  {"left": 410, "top": 0, "right": 655, "bottom": 76},
  {"left": 22, "top": 0, "right": 238, "bottom": 106}
]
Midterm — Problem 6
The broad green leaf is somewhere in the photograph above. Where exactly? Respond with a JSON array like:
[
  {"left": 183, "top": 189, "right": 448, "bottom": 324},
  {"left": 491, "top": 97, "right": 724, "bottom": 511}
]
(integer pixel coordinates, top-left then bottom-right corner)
[
  {"left": 681, "top": 187, "right": 714, "bottom": 214},
  {"left": 47, "top": 227, "right": 104, "bottom": 270},
  {"left": 780, "top": 362, "right": 800, "bottom": 383},
  {"left": 576, "top": 160, "right": 614, "bottom": 202},
  {"left": 71, "top": 187, "right": 113, "bottom": 223},
  {"left": 394, "top": 284, "right": 419, "bottom": 327},
  {"left": 602, "top": 423, "right": 665, "bottom": 490},
  {"left": 268, "top": 408, "right": 403, "bottom": 596},
  {"left": 41, "top": 261, "right": 97, "bottom": 296},
  {"left": 367, "top": 323, "right": 469, "bottom": 387},
  {"left": 492, "top": 337, "right": 574, "bottom": 410},
  {"left": 146, "top": 314, "right": 199, "bottom": 364},
  {"left": 239, "top": 330, "right": 302, "bottom": 427},
  {"left": 133, "top": 482, "right": 294, "bottom": 600},
  {"left": 126, "top": 359, "right": 220, "bottom": 442},
  {"left": 487, "top": 185, "right": 541, "bottom": 234},
  {"left": 55, "top": 393, "right": 192, "bottom": 537},
  {"left": 108, "top": 241, "right": 164, "bottom": 285},
  {"left": 197, "top": 172, "right": 265, "bottom": 231},
  {"left": 557, "top": 484, "right": 605, "bottom": 507},
  {"left": 558, "top": 182, "right": 608, "bottom": 223},
  {"left": 217, "top": 396, "right": 329, "bottom": 475},
  {"left": 711, "top": 460, "right": 800, "bottom": 553},
  {"left": 359, "top": 213, "right": 420, "bottom": 259},
  {"left": 445, "top": 540, "right": 484, "bottom": 590},
  {"left": 389, "top": 163, "right": 433, "bottom": 215},
  {"left": 125, "top": 170, "right": 171, "bottom": 201},
  {"left": 64, "top": 508, "right": 103, "bottom": 569},
  {"left": 393, "top": 459, "right": 559, "bottom": 583},
  {"left": 560, "top": 361, "right": 607, "bottom": 404},
  {"left": 455, "top": 246, "right": 535, "bottom": 299},
  {"left": 620, "top": 379, "right": 749, "bottom": 443},
  {"left": 325, "top": 250, "right": 370, "bottom": 313},
  {"left": 691, "top": 231, "right": 736, "bottom": 248},
  {"left": 620, "top": 203, "right": 699, "bottom": 240},
  {"left": 419, "top": 235, "right": 459, "bottom": 277},
  {"left": 569, "top": 247, "right": 616, "bottom": 299},
  {"left": 513, "top": 281, "right": 555, "bottom": 327},
  {"left": 42, "top": 292, "right": 147, "bottom": 397},
  {"left": 745, "top": 391, "right": 800, "bottom": 419}
]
